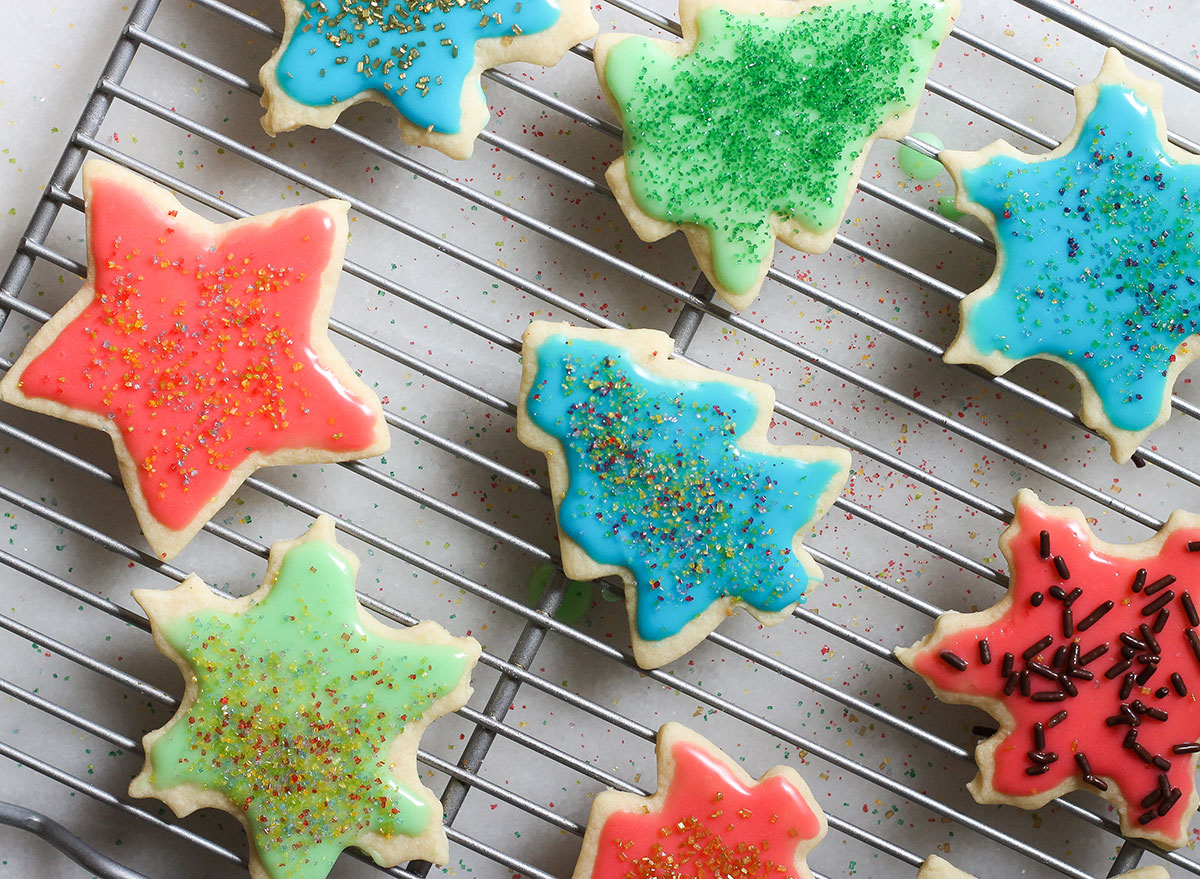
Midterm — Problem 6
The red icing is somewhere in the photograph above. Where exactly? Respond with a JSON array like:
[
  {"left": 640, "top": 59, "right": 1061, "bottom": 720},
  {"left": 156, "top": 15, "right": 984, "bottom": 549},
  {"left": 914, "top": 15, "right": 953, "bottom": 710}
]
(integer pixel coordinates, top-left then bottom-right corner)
[
  {"left": 16, "top": 177, "right": 379, "bottom": 531},
  {"left": 591, "top": 740, "right": 822, "bottom": 878},
  {"left": 910, "top": 499, "right": 1200, "bottom": 840}
]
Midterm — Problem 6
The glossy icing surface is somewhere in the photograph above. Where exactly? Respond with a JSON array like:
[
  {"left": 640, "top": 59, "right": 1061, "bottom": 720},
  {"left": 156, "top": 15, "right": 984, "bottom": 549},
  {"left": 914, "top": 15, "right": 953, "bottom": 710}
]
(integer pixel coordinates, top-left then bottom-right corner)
[
  {"left": 961, "top": 83, "right": 1200, "bottom": 432},
  {"left": 603, "top": 0, "right": 953, "bottom": 293},
  {"left": 525, "top": 335, "right": 843, "bottom": 642},
  {"left": 150, "top": 538, "right": 473, "bottom": 879},
  {"left": 15, "top": 177, "right": 381, "bottom": 532},
  {"left": 909, "top": 499, "right": 1200, "bottom": 840},
  {"left": 275, "top": 0, "right": 562, "bottom": 133},
  {"left": 591, "top": 740, "right": 822, "bottom": 879}
]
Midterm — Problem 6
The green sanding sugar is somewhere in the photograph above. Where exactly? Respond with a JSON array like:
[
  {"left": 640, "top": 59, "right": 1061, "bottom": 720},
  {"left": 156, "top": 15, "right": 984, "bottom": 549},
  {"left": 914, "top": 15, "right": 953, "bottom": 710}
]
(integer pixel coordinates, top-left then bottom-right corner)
[
  {"left": 898, "top": 132, "right": 945, "bottom": 180},
  {"left": 604, "top": 0, "right": 953, "bottom": 293}
]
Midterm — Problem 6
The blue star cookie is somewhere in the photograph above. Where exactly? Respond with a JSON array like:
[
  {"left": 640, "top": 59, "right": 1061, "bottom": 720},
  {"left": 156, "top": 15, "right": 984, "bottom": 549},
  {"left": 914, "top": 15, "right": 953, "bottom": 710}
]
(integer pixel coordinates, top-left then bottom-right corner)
[
  {"left": 517, "top": 322, "right": 851, "bottom": 668},
  {"left": 259, "top": 0, "right": 597, "bottom": 159},
  {"left": 943, "top": 49, "right": 1200, "bottom": 462}
]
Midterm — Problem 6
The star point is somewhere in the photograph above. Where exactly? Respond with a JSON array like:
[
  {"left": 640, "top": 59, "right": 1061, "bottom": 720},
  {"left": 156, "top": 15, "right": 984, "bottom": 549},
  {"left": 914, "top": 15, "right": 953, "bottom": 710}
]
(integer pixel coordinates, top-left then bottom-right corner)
[{"left": 0, "top": 161, "right": 389, "bottom": 561}]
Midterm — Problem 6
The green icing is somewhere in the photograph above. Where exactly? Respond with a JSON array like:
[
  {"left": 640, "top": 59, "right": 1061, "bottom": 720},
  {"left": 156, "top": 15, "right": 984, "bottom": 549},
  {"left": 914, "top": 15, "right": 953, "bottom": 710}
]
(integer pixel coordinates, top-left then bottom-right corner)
[
  {"left": 151, "top": 538, "right": 471, "bottom": 879},
  {"left": 604, "top": 0, "right": 952, "bottom": 293}
]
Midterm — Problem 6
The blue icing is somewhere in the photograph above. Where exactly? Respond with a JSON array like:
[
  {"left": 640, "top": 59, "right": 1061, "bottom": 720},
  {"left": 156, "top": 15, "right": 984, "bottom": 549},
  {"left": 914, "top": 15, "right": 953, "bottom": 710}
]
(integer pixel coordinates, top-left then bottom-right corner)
[
  {"left": 961, "top": 83, "right": 1200, "bottom": 432},
  {"left": 526, "top": 335, "right": 844, "bottom": 642},
  {"left": 275, "top": 0, "right": 562, "bottom": 134}
]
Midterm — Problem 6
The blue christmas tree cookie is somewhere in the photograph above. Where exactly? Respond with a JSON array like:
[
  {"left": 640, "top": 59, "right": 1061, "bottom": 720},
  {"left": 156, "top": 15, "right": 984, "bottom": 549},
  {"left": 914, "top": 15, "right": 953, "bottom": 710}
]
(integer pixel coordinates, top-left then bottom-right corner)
[
  {"left": 259, "top": 0, "right": 597, "bottom": 159},
  {"left": 943, "top": 49, "right": 1200, "bottom": 463},
  {"left": 517, "top": 322, "right": 851, "bottom": 668}
]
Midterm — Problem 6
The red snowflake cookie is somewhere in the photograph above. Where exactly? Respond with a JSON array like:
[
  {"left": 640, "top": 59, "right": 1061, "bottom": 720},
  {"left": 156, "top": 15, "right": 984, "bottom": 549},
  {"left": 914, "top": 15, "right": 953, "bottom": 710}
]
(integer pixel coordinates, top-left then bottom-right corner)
[
  {"left": 0, "top": 161, "right": 389, "bottom": 560},
  {"left": 573, "top": 722, "right": 827, "bottom": 879},
  {"left": 898, "top": 489, "right": 1200, "bottom": 849}
]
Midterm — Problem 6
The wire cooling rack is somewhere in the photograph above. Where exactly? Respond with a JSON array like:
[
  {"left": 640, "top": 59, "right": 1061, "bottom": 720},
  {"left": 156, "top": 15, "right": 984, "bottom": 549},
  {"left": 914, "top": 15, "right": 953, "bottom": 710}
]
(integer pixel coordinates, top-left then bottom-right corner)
[{"left": 3, "top": 0, "right": 1200, "bottom": 877}]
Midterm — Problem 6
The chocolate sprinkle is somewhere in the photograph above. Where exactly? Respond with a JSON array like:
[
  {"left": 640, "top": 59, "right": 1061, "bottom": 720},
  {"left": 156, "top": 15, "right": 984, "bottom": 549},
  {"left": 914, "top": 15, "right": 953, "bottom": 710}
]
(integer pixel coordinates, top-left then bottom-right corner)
[
  {"left": 1023, "top": 636, "right": 1053, "bottom": 660},
  {"left": 1085, "top": 775, "right": 1109, "bottom": 791},
  {"left": 978, "top": 639, "right": 992, "bottom": 665},
  {"left": 1079, "top": 643, "right": 1109, "bottom": 666},
  {"left": 1032, "top": 690, "right": 1066, "bottom": 702},
  {"left": 939, "top": 650, "right": 968, "bottom": 671},
  {"left": 1186, "top": 628, "right": 1200, "bottom": 664},
  {"left": 1146, "top": 706, "right": 1170, "bottom": 722},
  {"left": 1030, "top": 591, "right": 1044, "bottom": 608},
  {"left": 1001, "top": 652, "right": 1015, "bottom": 677},
  {"left": 1059, "top": 675, "right": 1078, "bottom": 697},
  {"left": 1105, "top": 658, "right": 1133, "bottom": 680},
  {"left": 1052, "top": 646, "right": 1068, "bottom": 669},
  {"left": 1120, "top": 632, "right": 1148, "bottom": 651},
  {"left": 1077, "top": 601, "right": 1114, "bottom": 632},
  {"left": 1188, "top": 540, "right": 1200, "bottom": 552},
  {"left": 1136, "top": 662, "right": 1159, "bottom": 686},
  {"left": 1020, "top": 670, "right": 1031, "bottom": 697},
  {"left": 1053, "top": 555, "right": 1070, "bottom": 579},
  {"left": 1133, "top": 568, "right": 1147, "bottom": 593},
  {"left": 1074, "top": 752, "right": 1092, "bottom": 775},
  {"left": 1142, "top": 786, "right": 1164, "bottom": 808},
  {"left": 1138, "top": 809, "right": 1158, "bottom": 825},
  {"left": 1145, "top": 574, "right": 1178, "bottom": 596},
  {"left": 1046, "top": 710, "right": 1068, "bottom": 728},
  {"left": 1172, "top": 742, "right": 1200, "bottom": 754},
  {"left": 1153, "top": 607, "right": 1170, "bottom": 633},
  {"left": 1172, "top": 672, "right": 1188, "bottom": 696},
  {"left": 1033, "top": 722, "right": 1045, "bottom": 751},
  {"left": 1120, "top": 672, "right": 1136, "bottom": 700},
  {"left": 1184, "top": 591, "right": 1200, "bottom": 627},
  {"left": 1141, "top": 589, "right": 1175, "bottom": 616},
  {"left": 1025, "top": 765, "right": 1050, "bottom": 776},
  {"left": 1062, "top": 607, "right": 1074, "bottom": 638},
  {"left": 1156, "top": 686, "right": 1171, "bottom": 699},
  {"left": 1139, "top": 623, "right": 1161, "bottom": 655},
  {"left": 1028, "top": 661, "right": 1058, "bottom": 681},
  {"left": 1039, "top": 530, "right": 1051, "bottom": 559},
  {"left": 1049, "top": 585, "right": 1068, "bottom": 602},
  {"left": 1160, "top": 787, "right": 1183, "bottom": 816},
  {"left": 1027, "top": 750, "right": 1058, "bottom": 765},
  {"left": 1153, "top": 755, "right": 1172, "bottom": 772},
  {"left": 1065, "top": 587, "right": 1082, "bottom": 607},
  {"left": 1004, "top": 672, "right": 1019, "bottom": 695}
]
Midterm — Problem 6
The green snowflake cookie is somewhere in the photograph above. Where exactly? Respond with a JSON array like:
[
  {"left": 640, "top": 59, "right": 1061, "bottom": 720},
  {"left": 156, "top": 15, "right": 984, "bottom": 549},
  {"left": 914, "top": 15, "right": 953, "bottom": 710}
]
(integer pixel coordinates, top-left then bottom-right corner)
[{"left": 129, "top": 516, "right": 480, "bottom": 879}]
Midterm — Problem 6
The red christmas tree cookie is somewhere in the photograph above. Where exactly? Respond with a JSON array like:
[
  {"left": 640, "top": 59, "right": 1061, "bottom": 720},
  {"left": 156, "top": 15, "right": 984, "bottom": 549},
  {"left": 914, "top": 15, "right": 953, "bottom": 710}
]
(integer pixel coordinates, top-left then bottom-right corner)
[{"left": 573, "top": 722, "right": 827, "bottom": 878}]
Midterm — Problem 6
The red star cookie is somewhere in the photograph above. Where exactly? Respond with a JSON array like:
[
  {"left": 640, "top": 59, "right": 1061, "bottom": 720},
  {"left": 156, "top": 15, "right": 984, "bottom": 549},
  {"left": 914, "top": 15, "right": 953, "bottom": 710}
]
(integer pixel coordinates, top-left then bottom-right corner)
[
  {"left": 898, "top": 489, "right": 1200, "bottom": 849},
  {"left": 573, "top": 722, "right": 827, "bottom": 879},
  {"left": 0, "top": 161, "right": 389, "bottom": 560}
]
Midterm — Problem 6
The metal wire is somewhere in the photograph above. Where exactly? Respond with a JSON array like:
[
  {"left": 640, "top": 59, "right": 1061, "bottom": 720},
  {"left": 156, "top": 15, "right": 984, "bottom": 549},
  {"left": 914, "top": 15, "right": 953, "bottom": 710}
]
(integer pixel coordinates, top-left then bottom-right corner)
[{"left": 3, "top": 0, "right": 1199, "bottom": 877}]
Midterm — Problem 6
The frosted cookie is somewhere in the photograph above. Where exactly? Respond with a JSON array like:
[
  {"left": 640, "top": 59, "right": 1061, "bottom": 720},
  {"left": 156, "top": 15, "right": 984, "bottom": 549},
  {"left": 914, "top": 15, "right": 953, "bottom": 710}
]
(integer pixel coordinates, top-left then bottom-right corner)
[
  {"left": 942, "top": 49, "right": 1200, "bottom": 463},
  {"left": 917, "top": 856, "right": 1166, "bottom": 879},
  {"left": 593, "top": 0, "right": 959, "bottom": 308},
  {"left": 898, "top": 489, "right": 1200, "bottom": 849},
  {"left": 573, "top": 722, "right": 827, "bottom": 879},
  {"left": 129, "top": 515, "right": 481, "bottom": 879},
  {"left": 259, "top": 0, "right": 598, "bottom": 160},
  {"left": 517, "top": 321, "right": 850, "bottom": 669},
  {"left": 0, "top": 161, "right": 389, "bottom": 561}
]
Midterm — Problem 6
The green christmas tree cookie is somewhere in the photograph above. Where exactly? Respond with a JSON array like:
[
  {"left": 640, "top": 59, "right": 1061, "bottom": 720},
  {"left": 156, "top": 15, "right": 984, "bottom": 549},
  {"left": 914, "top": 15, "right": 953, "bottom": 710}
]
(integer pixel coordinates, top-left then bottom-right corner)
[{"left": 595, "top": 0, "right": 959, "bottom": 308}]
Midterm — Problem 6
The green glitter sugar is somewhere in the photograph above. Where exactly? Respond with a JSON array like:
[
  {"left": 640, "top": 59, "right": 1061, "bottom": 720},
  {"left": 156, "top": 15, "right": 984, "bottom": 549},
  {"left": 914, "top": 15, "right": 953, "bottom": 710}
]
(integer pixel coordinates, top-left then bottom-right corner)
[{"left": 604, "top": 0, "right": 954, "bottom": 294}]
